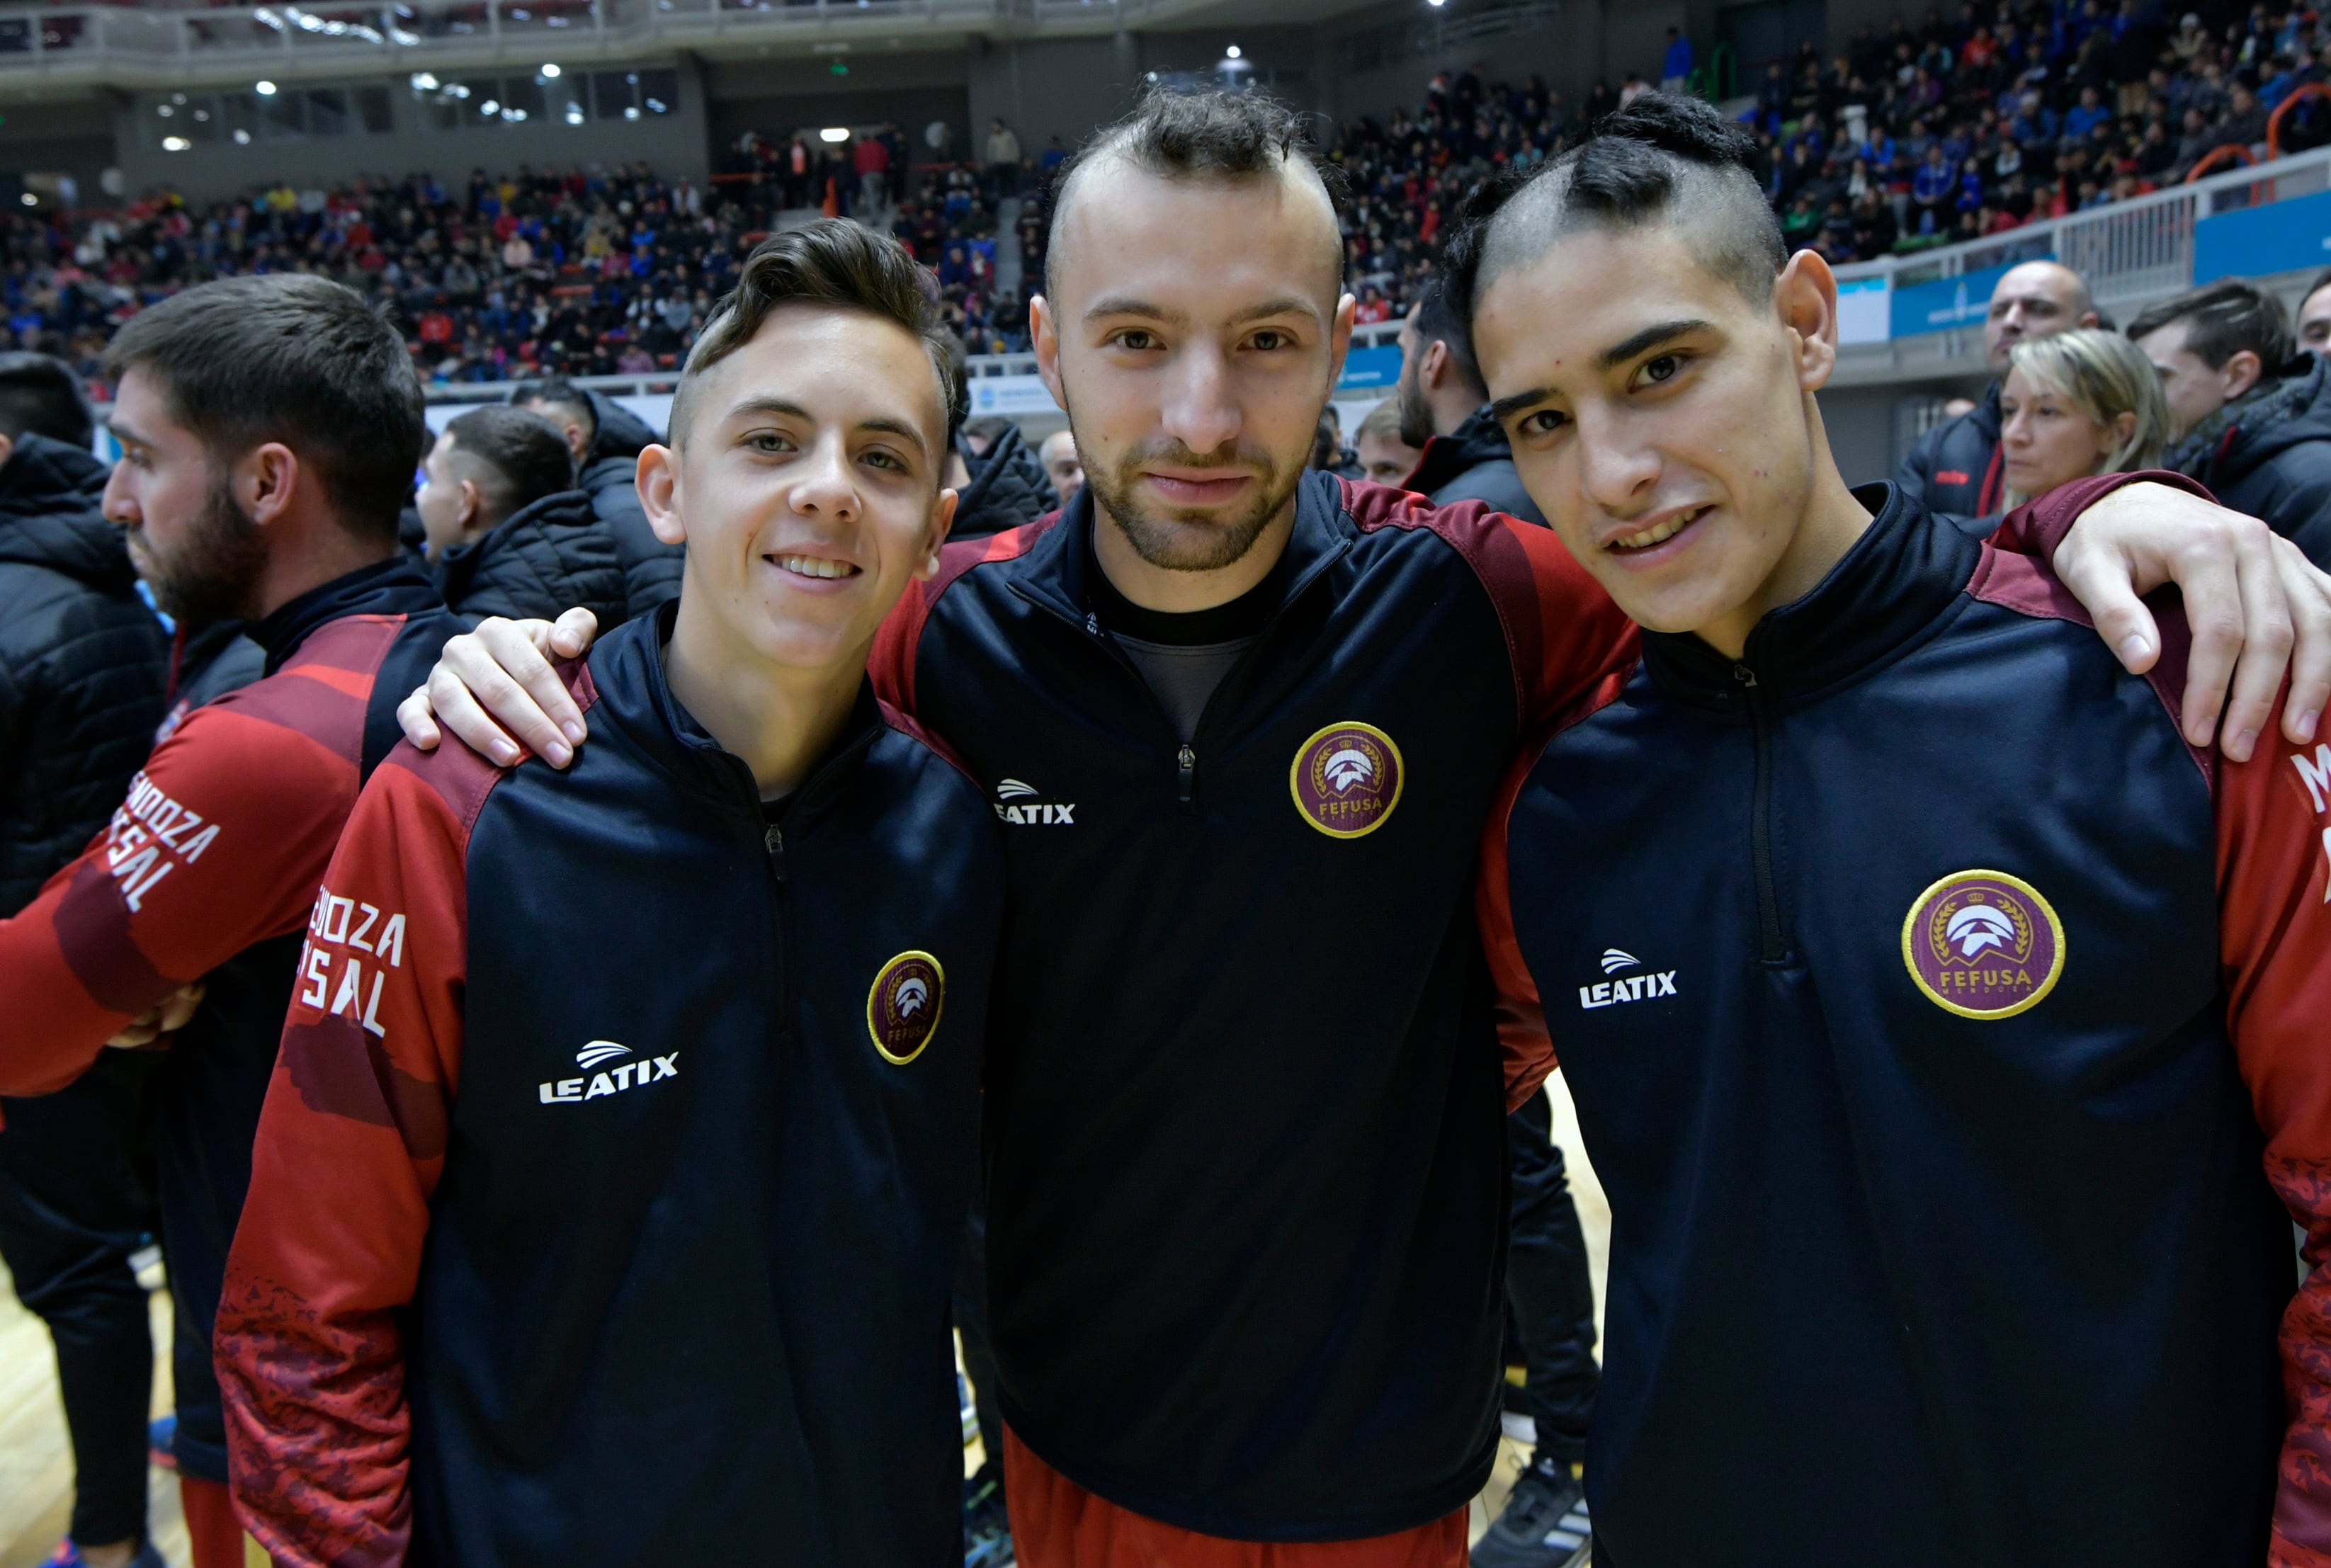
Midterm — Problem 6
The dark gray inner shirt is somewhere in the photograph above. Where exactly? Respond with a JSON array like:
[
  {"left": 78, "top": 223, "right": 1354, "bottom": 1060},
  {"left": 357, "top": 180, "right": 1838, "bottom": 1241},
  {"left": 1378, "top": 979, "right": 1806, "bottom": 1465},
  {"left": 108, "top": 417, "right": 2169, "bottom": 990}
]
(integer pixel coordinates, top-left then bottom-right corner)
[{"left": 1086, "top": 527, "right": 1289, "bottom": 744}]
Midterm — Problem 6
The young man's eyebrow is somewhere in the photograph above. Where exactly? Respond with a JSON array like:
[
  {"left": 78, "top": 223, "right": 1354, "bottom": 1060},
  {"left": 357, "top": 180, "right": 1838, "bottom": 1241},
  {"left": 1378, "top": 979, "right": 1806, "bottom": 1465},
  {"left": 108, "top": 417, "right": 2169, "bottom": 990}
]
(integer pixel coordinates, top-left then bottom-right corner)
[
  {"left": 104, "top": 419, "right": 148, "bottom": 449},
  {"left": 1596, "top": 319, "right": 1713, "bottom": 372},
  {"left": 1082, "top": 296, "right": 1181, "bottom": 324},
  {"left": 1225, "top": 297, "right": 1325, "bottom": 326},
  {"left": 1488, "top": 387, "right": 1552, "bottom": 425},
  {"left": 724, "top": 397, "right": 931, "bottom": 458},
  {"left": 856, "top": 416, "right": 930, "bottom": 458}
]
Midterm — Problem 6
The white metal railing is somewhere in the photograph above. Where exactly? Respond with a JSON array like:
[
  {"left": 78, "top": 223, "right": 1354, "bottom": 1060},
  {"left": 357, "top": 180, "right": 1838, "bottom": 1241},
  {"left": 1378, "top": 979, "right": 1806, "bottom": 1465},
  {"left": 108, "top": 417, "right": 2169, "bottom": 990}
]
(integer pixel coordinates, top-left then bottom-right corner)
[
  {"left": 1832, "top": 142, "right": 2331, "bottom": 305},
  {"left": 0, "top": 0, "right": 1174, "bottom": 77}
]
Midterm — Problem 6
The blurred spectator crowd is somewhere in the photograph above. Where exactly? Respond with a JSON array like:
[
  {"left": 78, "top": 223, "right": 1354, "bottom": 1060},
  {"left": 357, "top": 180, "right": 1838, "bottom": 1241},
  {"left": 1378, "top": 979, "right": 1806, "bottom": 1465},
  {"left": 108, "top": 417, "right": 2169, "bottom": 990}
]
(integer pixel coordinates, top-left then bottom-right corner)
[{"left": 4, "top": 1, "right": 2329, "bottom": 382}]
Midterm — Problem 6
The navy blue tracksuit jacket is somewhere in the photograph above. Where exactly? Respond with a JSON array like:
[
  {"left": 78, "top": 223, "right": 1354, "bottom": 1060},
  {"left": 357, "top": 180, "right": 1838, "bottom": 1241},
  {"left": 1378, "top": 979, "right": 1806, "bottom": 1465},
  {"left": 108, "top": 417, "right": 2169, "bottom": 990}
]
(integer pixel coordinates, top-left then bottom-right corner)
[
  {"left": 216, "top": 608, "right": 1005, "bottom": 1567},
  {"left": 1482, "top": 480, "right": 2331, "bottom": 1565},
  {"left": 869, "top": 472, "right": 1640, "bottom": 1539}
]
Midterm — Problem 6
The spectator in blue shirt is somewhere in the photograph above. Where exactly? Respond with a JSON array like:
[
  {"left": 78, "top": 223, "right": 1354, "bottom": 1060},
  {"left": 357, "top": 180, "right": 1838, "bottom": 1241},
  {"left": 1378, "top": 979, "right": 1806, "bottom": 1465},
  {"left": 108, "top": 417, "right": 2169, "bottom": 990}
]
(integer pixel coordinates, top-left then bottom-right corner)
[
  {"left": 1662, "top": 26, "right": 1693, "bottom": 90},
  {"left": 2065, "top": 84, "right": 2112, "bottom": 137}
]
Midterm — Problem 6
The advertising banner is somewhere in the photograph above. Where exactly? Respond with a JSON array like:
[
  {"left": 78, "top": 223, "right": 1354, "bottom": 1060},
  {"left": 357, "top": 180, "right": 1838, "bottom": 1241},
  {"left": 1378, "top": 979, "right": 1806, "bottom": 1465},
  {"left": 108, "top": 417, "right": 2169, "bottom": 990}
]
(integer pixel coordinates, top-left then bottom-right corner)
[
  {"left": 1889, "top": 261, "right": 2017, "bottom": 339},
  {"left": 2194, "top": 186, "right": 2331, "bottom": 284}
]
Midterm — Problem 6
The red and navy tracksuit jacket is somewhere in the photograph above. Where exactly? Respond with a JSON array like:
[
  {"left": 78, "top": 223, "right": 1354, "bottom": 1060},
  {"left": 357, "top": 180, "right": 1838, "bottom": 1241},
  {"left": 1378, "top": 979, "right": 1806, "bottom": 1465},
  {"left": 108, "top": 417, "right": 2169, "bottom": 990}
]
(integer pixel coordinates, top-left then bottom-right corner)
[
  {"left": 866, "top": 470, "right": 1641, "bottom": 1539},
  {"left": 0, "top": 557, "right": 455, "bottom": 1484},
  {"left": 216, "top": 606, "right": 1004, "bottom": 1568},
  {"left": 1481, "top": 475, "right": 2331, "bottom": 1567}
]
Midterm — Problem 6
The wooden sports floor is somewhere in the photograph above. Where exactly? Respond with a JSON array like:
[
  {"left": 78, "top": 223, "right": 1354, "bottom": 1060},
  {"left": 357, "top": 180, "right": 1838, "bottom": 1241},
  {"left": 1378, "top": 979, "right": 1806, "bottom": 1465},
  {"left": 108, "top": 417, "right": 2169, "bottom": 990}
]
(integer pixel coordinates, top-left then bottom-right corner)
[{"left": 0, "top": 1080, "right": 1610, "bottom": 1566}]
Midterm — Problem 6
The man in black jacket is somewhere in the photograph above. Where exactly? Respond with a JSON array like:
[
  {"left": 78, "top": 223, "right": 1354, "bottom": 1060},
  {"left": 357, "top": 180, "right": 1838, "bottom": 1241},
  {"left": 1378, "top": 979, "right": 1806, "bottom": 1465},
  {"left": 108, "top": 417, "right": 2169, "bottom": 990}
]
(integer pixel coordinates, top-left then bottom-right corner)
[
  {"left": 2133, "top": 280, "right": 2331, "bottom": 569},
  {"left": 416, "top": 406, "right": 627, "bottom": 629},
  {"left": 0, "top": 352, "right": 169, "bottom": 1568},
  {"left": 511, "top": 377, "right": 681, "bottom": 618},
  {"left": 1394, "top": 280, "right": 1546, "bottom": 522},
  {"left": 1896, "top": 259, "right": 2097, "bottom": 523}
]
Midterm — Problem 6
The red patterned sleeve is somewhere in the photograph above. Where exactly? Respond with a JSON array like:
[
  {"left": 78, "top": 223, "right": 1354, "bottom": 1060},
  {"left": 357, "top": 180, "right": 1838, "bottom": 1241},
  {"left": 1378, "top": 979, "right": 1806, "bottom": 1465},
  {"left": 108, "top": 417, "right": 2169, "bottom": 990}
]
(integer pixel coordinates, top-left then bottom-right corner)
[
  {"left": 1478, "top": 739, "right": 1553, "bottom": 1110},
  {"left": 0, "top": 701, "right": 353, "bottom": 1098},
  {"left": 2218, "top": 715, "right": 2331, "bottom": 1568},
  {"left": 215, "top": 742, "right": 490, "bottom": 1568}
]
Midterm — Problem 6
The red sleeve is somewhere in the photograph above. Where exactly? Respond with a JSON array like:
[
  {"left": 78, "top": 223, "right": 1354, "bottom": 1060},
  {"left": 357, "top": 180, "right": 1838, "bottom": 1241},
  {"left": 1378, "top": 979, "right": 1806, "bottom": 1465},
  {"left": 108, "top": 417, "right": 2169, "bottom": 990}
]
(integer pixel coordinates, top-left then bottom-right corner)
[
  {"left": 0, "top": 700, "right": 354, "bottom": 1096},
  {"left": 870, "top": 520, "right": 1058, "bottom": 718},
  {"left": 1987, "top": 469, "right": 2215, "bottom": 561},
  {"left": 1474, "top": 675, "right": 1632, "bottom": 1109},
  {"left": 1334, "top": 479, "right": 1640, "bottom": 729},
  {"left": 2220, "top": 719, "right": 2331, "bottom": 1568},
  {"left": 1478, "top": 740, "right": 1553, "bottom": 1110},
  {"left": 215, "top": 743, "right": 489, "bottom": 1568}
]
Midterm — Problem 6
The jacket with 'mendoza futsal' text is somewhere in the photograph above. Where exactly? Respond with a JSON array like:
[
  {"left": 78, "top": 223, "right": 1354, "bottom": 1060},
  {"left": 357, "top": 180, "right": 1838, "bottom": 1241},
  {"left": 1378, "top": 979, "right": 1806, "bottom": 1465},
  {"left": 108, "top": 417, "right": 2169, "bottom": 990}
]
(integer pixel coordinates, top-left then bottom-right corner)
[
  {"left": 1482, "top": 475, "right": 2331, "bottom": 1568},
  {"left": 217, "top": 606, "right": 1003, "bottom": 1568}
]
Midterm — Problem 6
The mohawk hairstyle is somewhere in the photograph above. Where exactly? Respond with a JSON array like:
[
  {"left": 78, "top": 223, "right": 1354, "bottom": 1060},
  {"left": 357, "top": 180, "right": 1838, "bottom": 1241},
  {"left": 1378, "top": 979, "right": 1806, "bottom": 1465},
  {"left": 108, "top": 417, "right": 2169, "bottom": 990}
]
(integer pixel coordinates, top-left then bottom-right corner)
[
  {"left": 1445, "top": 92, "right": 1788, "bottom": 346},
  {"left": 1041, "top": 86, "right": 1349, "bottom": 300},
  {"left": 671, "top": 219, "right": 966, "bottom": 451}
]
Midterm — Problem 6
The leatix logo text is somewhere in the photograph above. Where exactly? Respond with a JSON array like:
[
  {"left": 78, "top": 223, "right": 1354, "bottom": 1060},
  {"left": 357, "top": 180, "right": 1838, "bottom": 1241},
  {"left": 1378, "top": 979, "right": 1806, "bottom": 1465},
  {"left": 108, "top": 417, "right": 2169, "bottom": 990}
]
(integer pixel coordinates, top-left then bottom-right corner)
[
  {"left": 540, "top": 1040, "right": 680, "bottom": 1105},
  {"left": 994, "top": 778, "right": 1075, "bottom": 826},
  {"left": 1579, "top": 948, "right": 1679, "bottom": 1010}
]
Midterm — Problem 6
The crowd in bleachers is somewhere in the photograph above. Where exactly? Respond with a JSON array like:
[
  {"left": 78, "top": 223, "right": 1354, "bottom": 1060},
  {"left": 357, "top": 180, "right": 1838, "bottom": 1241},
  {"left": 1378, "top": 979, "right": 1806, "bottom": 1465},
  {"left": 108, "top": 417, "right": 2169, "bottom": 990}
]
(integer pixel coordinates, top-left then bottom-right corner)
[
  {"left": 2, "top": 1, "right": 2327, "bottom": 382},
  {"left": 1328, "top": 1, "right": 2331, "bottom": 312}
]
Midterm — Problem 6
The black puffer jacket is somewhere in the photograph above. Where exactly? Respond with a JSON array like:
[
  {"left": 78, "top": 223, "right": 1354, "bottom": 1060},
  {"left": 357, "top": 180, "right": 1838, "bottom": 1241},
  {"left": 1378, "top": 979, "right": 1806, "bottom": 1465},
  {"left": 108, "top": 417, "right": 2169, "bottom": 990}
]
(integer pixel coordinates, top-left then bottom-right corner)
[
  {"left": 951, "top": 424, "right": 1060, "bottom": 540},
  {"left": 577, "top": 391, "right": 682, "bottom": 620},
  {"left": 0, "top": 434, "right": 169, "bottom": 915},
  {"left": 433, "top": 487, "right": 630, "bottom": 632},
  {"left": 1896, "top": 382, "right": 2004, "bottom": 533},
  {"left": 2168, "top": 356, "right": 2331, "bottom": 570},
  {"left": 1402, "top": 406, "right": 1546, "bottom": 525}
]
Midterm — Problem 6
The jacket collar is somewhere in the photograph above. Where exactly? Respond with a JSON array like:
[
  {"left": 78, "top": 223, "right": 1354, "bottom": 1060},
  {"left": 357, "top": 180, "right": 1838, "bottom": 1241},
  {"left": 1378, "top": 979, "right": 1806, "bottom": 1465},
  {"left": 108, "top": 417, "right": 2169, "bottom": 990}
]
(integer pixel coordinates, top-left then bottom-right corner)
[
  {"left": 591, "top": 601, "right": 885, "bottom": 826},
  {"left": 1641, "top": 483, "right": 1978, "bottom": 711},
  {"left": 1402, "top": 404, "right": 1513, "bottom": 496},
  {"left": 1009, "top": 468, "right": 1352, "bottom": 628},
  {"left": 249, "top": 555, "right": 443, "bottom": 673}
]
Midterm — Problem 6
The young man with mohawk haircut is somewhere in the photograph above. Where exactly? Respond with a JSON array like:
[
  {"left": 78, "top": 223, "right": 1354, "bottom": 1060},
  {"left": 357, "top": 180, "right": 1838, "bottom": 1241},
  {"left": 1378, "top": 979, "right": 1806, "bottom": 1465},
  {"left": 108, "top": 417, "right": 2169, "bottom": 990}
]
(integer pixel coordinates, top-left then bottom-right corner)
[
  {"left": 215, "top": 222, "right": 1002, "bottom": 1568},
  {"left": 1462, "top": 93, "right": 2331, "bottom": 1567},
  {"left": 398, "top": 90, "right": 2331, "bottom": 1568}
]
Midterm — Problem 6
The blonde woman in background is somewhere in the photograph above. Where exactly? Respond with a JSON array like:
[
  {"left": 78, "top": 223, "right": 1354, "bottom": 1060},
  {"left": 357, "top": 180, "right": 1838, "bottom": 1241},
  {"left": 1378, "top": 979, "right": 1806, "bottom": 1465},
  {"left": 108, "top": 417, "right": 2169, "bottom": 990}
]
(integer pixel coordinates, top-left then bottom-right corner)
[{"left": 2000, "top": 326, "right": 2174, "bottom": 507}]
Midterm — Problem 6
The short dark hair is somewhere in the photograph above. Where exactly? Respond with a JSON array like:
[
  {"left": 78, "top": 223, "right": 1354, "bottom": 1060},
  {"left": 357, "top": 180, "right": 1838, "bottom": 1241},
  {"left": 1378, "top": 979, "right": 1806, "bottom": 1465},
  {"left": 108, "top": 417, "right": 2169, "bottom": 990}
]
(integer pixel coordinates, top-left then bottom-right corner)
[
  {"left": 0, "top": 353, "right": 92, "bottom": 448},
  {"left": 1407, "top": 281, "right": 1482, "bottom": 396},
  {"left": 2128, "top": 279, "right": 2295, "bottom": 371},
  {"left": 2308, "top": 266, "right": 2331, "bottom": 306},
  {"left": 962, "top": 415, "right": 1015, "bottom": 450},
  {"left": 104, "top": 274, "right": 424, "bottom": 545},
  {"left": 441, "top": 405, "right": 575, "bottom": 525},
  {"left": 1043, "top": 86, "right": 1347, "bottom": 300},
  {"left": 509, "top": 375, "right": 596, "bottom": 443},
  {"left": 1446, "top": 92, "right": 1788, "bottom": 345},
  {"left": 671, "top": 220, "right": 965, "bottom": 451}
]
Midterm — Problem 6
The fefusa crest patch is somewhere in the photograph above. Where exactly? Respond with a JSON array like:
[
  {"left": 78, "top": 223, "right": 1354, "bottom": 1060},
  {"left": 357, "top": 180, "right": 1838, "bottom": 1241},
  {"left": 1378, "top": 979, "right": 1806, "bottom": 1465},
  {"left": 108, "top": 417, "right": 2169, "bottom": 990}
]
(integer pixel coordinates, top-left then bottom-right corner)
[
  {"left": 1900, "top": 869, "right": 2065, "bottom": 1020},
  {"left": 867, "top": 950, "right": 945, "bottom": 1064},
  {"left": 1289, "top": 721, "right": 1405, "bottom": 839}
]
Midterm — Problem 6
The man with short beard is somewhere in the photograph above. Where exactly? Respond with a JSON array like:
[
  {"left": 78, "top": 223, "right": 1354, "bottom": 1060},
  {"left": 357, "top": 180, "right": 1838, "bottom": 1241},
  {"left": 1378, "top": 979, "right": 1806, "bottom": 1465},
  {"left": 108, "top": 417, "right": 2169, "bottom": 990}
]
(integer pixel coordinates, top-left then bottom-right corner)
[
  {"left": 400, "top": 90, "right": 2331, "bottom": 1568},
  {"left": 0, "top": 275, "right": 458, "bottom": 1568},
  {"left": 1394, "top": 279, "right": 1546, "bottom": 524}
]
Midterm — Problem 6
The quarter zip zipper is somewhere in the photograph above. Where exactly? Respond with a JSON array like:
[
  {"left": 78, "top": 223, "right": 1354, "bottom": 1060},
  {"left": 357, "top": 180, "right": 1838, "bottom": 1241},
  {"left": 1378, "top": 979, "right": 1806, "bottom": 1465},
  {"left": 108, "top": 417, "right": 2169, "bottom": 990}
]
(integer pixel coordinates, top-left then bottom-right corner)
[
  {"left": 1735, "top": 660, "right": 1786, "bottom": 962},
  {"left": 764, "top": 822, "right": 785, "bottom": 882}
]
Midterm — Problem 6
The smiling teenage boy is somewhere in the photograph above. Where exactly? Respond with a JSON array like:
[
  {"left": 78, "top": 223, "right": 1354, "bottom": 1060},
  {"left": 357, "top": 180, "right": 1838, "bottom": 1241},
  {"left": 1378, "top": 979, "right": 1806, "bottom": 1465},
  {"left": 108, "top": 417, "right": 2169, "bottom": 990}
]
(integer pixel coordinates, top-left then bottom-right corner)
[
  {"left": 213, "top": 222, "right": 1003, "bottom": 1568},
  {"left": 1462, "top": 96, "right": 2331, "bottom": 1567}
]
